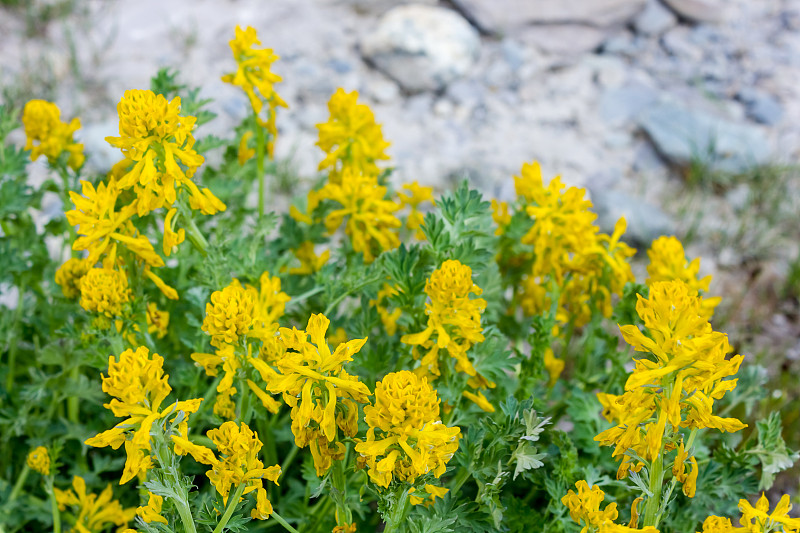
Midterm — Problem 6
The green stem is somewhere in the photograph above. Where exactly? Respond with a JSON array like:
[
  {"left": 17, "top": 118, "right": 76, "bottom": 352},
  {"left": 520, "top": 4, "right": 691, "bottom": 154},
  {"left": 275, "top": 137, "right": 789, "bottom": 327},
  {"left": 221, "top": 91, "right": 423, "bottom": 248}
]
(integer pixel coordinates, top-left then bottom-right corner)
[
  {"left": 642, "top": 446, "right": 664, "bottom": 528},
  {"left": 271, "top": 511, "right": 300, "bottom": 533},
  {"left": 323, "top": 276, "right": 382, "bottom": 316},
  {"left": 48, "top": 480, "right": 61, "bottom": 533},
  {"left": 289, "top": 285, "right": 325, "bottom": 307},
  {"left": 450, "top": 467, "right": 470, "bottom": 495},
  {"left": 212, "top": 483, "right": 247, "bottom": 533},
  {"left": 5, "top": 283, "right": 25, "bottom": 393},
  {"left": 331, "top": 457, "right": 351, "bottom": 527},
  {"left": 67, "top": 366, "right": 80, "bottom": 424},
  {"left": 383, "top": 488, "right": 411, "bottom": 533},
  {"left": 185, "top": 217, "right": 209, "bottom": 257},
  {"left": 152, "top": 430, "right": 198, "bottom": 533},
  {"left": 4, "top": 465, "right": 30, "bottom": 510},
  {"left": 255, "top": 114, "right": 266, "bottom": 218},
  {"left": 280, "top": 446, "right": 299, "bottom": 477}
]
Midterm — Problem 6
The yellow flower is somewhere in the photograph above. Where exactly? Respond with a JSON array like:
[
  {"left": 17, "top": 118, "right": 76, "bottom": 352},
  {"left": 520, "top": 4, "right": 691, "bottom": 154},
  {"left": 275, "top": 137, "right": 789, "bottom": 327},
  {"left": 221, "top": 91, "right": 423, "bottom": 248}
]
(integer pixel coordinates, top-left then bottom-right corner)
[
  {"left": 562, "top": 480, "right": 659, "bottom": 533},
  {"left": 370, "top": 283, "right": 402, "bottom": 336},
  {"left": 510, "top": 162, "right": 635, "bottom": 326},
  {"left": 202, "top": 280, "right": 257, "bottom": 348},
  {"left": 252, "top": 271, "right": 290, "bottom": 330},
  {"left": 54, "top": 476, "right": 136, "bottom": 532},
  {"left": 55, "top": 257, "right": 91, "bottom": 299},
  {"left": 596, "top": 280, "right": 745, "bottom": 484},
  {"left": 163, "top": 207, "right": 186, "bottom": 256},
  {"left": 250, "top": 313, "right": 370, "bottom": 476},
  {"left": 462, "top": 389, "right": 495, "bottom": 413},
  {"left": 738, "top": 493, "right": 800, "bottom": 533},
  {"left": 222, "top": 26, "right": 288, "bottom": 155},
  {"left": 646, "top": 236, "right": 721, "bottom": 319},
  {"left": 137, "top": 493, "right": 167, "bottom": 524},
  {"left": 316, "top": 88, "right": 390, "bottom": 183},
  {"left": 409, "top": 484, "right": 449, "bottom": 507},
  {"left": 333, "top": 522, "right": 358, "bottom": 533},
  {"left": 85, "top": 346, "right": 204, "bottom": 484},
  {"left": 355, "top": 371, "right": 460, "bottom": 488},
  {"left": 238, "top": 130, "right": 256, "bottom": 165},
  {"left": 66, "top": 178, "right": 163, "bottom": 268},
  {"left": 197, "top": 421, "right": 282, "bottom": 521},
  {"left": 398, "top": 182, "right": 434, "bottom": 238},
  {"left": 319, "top": 167, "right": 401, "bottom": 262},
  {"left": 491, "top": 199, "right": 511, "bottom": 236},
  {"left": 106, "top": 89, "right": 225, "bottom": 217},
  {"left": 79, "top": 267, "right": 131, "bottom": 318},
  {"left": 697, "top": 516, "right": 743, "bottom": 533},
  {"left": 290, "top": 241, "right": 330, "bottom": 274},
  {"left": 543, "top": 348, "right": 564, "bottom": 387},
  {"left": 146, "top": 302, "right": 170, "bottom": 339},
  {"left": 22, "top": 99, "right": 84, "bottom": 170},
  {"left": 26, "top": 446, "right": 50, "bottom": 475},
  {"left": 401, "top": 259, "right": 486, "bottom": 380}
]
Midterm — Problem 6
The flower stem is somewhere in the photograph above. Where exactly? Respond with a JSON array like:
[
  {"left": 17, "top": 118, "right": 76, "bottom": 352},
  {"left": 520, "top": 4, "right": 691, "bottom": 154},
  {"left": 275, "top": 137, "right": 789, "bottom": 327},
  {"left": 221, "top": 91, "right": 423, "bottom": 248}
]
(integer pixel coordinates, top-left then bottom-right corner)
[
  {"left": 271, "top": 511, "right": 300, "bottom": 533},
  {"left": 47, "top": 480, "right": 61, "bottom": 533},
  {"left": 152, "top": 429, "right": 198, "bottom": 533},
  {"left": 254, "top": 114, "right": 266, "bottom": 218},
  {"left": 184, "top": 217, "right": 209, "bottom": 257},
  {"left": 212, "top": 483, "right": 247, "bottom": 533},
  {"left": 5, "top": 282, "right": 25, "bottom": 393},
  {"left": 383, "top": 488, "right": 411, "bottom": 533},
  {"left": 642, "top": 448, "right": 664, "bottom": 528},
  {"left": 4, "top": 465, "right": 30, "bottom": 511},
  {"left": 67, "top": 366, "right": 80, "bottom": 424}
]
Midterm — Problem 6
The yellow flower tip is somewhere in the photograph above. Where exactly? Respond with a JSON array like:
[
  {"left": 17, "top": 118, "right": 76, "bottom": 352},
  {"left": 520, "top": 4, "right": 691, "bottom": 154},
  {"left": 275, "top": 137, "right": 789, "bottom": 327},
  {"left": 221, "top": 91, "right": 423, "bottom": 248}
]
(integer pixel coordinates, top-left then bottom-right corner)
[
  {"left": 462, "top": 389, "right": 495, "bottom": 413},
  {"left": 137, "top": 493, "right": 168, "bottom": 524},
  {"left": 79, "top": 267, "right": 131, "bottom": 317},
  {"left": 202, "top": 280, "right": 257, "bottom": 347},
  {"left": 27, "top": 446, "right": 51, "bottom": 475},
  {"left": 22, "top": 99, "right": 84, "bottom": 169},
  {"left": 55, "top": 257, "right": 91, "bottom": 299}
]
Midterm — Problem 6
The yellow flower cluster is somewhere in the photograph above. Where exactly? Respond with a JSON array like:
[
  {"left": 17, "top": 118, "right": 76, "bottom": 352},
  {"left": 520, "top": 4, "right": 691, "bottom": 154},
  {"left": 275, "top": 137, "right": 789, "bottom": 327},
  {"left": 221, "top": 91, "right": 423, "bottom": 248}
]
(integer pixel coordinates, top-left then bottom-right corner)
[
  {"left": 595, "top": 280, "right": 745, "bottom": 486},
  {"left": 316, "top": 88, "right": 390, "bottom": 183},
  {"left": 355, "top": 371, "right": 460, "bottom": 489},
  {"left": 85, "top": 346, "right": 204, "bottom": 484},
  {"left": 195, "top": 273, "right": 289, "bottom": 418},
  {"left": 646, "top": 236, "right": 721, "bottom": 319},
  {"left": 318, "top": 166, "right": 402, "bottom": 262},
  {"left": 290, "top": 241, "right": 330, "bottom": 275},
  {"left": 398, "top": 182, "right": 435, "bottom": 238},
  {"left": 26, "top": 446, "right": 50, "bottom": 475},
  {"left": 55, "top": 257, "right": 90, "bottom": 299},
  {"left": 401, "top": 259, "right": 493, "bottom": 409},
  {"left": 78, "top": 266, "right": 131, "bottom": 318},
  {"left": 54, "top": 476, "right": 136, "bottom": 532},
  {"left": 699, "top": 493, "right": 800, "bottom": 532},
  {"left": 562, "top": 480, "right": 658, "bottom": 533},
  {"left": 505, "top": 162, "right": 635, "bottom": 326},
  {"left": 22, "top": 99, "right": 84, "bottom": 170},
  {"left": 250, "top": 313, "right": 370, "bottom": 476},
  {"left": 188, "top": 421, "right": 282, "bottom": 520},
  {"left": 107, "top": 89, "right": 224, "bottom": 217},
  {"left": 222, "top": 25, "right": 288, "bottom": 157}
]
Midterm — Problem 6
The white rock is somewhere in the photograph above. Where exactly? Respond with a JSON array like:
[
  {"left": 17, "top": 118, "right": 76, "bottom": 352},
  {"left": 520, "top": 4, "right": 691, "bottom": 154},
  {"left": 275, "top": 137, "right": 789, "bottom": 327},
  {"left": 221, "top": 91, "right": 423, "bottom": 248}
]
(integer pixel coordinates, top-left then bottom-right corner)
[
  {"left": 360, "top": 5, "right": 480, "bottom": 93},
  {"left": 661, "top": 0, "right": 726, "bottom": 23},
  {"left": 633, "top": 0, "right": 678, "bottom": 35},
  {"left": 450, "top": 0, "right": 646, "bottom": 32},
  {"left": 518, "top": 24, "right": 608, "bottom": 56}
]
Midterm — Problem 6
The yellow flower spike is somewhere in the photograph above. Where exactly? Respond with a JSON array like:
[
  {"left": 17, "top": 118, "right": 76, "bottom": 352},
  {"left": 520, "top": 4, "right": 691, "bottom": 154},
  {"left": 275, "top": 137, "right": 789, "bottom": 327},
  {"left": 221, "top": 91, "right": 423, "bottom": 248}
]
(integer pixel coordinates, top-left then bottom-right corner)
[
  {"left": 402, "top": 259, "right": 486, "bottom": 380},
  {"left": 222, "top": 26, "right": 288, "bottom": 139},
  {"left": 54, "top": 476, "right": 136, "bottom": 532},
  {"left": 55, "top": 257, "right": 91, "bottom": 299},
  {"left": 356, "top": 371, "right": 460, "bottom": 488},
  {"left": 562, "top": 480, "right": 659, "bottom": 532},
  {"left": 202, "top": 280, "right": 257, "bottom": 348},
  {"left": 318, "top": 166, "right": 401, "bottom": 262},
  {"left": 22, "top": 99, "right": 85, "bottom": 170},
  {"left": 137, "top": 493, "right": 168, "bottom": 524},
  {"left": 78, "top": 267, "right": 131, "bottom": 318},
  {"left": 316, "top": 88, "right": 390, "bottom": 182},
  {"left": 26, "top": 446, "right": 50, "bottom": 475}
]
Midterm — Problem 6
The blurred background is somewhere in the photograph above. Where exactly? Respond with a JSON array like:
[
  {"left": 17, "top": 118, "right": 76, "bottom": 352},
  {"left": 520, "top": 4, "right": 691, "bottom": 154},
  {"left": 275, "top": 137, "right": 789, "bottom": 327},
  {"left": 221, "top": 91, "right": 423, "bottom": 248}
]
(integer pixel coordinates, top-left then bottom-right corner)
[{"left": 1, "top": 0, "right": 799, "bottom": 486}]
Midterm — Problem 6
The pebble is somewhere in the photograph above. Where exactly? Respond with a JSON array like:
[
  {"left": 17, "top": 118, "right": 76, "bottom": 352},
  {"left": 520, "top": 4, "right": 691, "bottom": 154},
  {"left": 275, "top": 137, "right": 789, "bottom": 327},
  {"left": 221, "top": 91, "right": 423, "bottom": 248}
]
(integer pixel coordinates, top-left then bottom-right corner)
[
  {"left": 738, "top": 88, "right": 784, "bottom": 125},
  {"left": 633, "top": 0, "right": 678, "bottom": 36}
]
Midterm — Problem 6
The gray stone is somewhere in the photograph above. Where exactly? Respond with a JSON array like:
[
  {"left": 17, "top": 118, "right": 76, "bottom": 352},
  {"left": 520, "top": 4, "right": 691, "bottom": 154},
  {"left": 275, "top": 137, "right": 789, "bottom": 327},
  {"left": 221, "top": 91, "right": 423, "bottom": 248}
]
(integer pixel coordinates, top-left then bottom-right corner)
[
  {"left": 360, "top": 5, "right": 480, "bottom": 93},
  {"left": 599, "top": 83, "right": 658, "bottom": 125},
  {"left": 661, "top": 26, "right": 703, "bottom": 61},
  {"left": 638, "top": 100, "right": 771, "bottom": 173},
  {"left": 341, "top": 0, "right": 436, "bottom": 15},
  {"left": 738, "top": 89, "right": 784, "bottom": 126},
  {"left": 364, "top": 76, "right": 401, "bottom": 103},
  {"left": 589, "top": 187, "right": 676, "bottom": 246},
  {"left": 447, "top": 79, "right": 485, "bottom": 107},
  {"left": 633, "top": 0, "right": 678, "bottom": 35},
  {"left": 518, "top": 24, "right": 608, "bottom": 56},
  {"left": 450, "top": 0, "right": 646, "bottom": 32},
  {"left": 661, "top": 0, "right": 726, "bottom": 23},
  {"left": 500, "top": 39, "right": 525, "bottom": 71}
]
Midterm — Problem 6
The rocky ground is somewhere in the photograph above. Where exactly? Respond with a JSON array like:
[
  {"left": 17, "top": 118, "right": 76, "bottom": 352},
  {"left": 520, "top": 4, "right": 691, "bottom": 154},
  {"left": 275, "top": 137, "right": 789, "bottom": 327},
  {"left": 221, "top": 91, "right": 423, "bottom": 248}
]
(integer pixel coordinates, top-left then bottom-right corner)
[{"left": 1, "top": 0, "right": 799, "bottom": 378}]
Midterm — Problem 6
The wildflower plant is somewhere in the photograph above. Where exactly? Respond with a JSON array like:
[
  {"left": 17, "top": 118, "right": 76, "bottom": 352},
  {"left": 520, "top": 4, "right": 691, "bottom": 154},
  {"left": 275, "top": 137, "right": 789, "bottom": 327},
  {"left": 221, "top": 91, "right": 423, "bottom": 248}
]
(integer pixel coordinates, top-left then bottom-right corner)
[{"left": 0, "top": 27, "right": 798, "bottom": 533}]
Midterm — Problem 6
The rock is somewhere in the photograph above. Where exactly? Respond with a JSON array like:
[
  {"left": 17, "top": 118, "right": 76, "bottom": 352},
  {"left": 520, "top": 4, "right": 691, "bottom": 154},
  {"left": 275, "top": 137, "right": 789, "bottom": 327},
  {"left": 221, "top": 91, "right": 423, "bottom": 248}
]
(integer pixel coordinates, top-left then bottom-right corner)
[
  {"left": 637, "top": 100, "right": 771, "bottom": 174},
  {"left": 360, "top": 5, "right": 480, "bottom": 93},
  {"left": 364, "top": 76, "right": 401, "bottom": 103},
  {"left": 518, "top": 24, "right": 607, "bottom": 56},
  {"left": 446, "top": 79, "right": 485, "bottom": 108},
  {"left": 589, "top": 187, "right": 676, "bottom": 246},
  {"left": 599, "top": 83, "right": 658, "bottom": 126},
  {"left": 633, "top": 0, "right": 678, "bottom": 35},
  {"left": 738, "top": 89, "right": 784, "bottom": 126},
  {"left": 450, "top": 0, "right": 646, "bottom": 33},
  {"left": 341, "top": 0, "right": 436, "bottom": 15},
  {"left": 661, "top": 26, "right": 703, "bottom": 62},
  {"left": 661, "top": 0, "right": 726, "bottom": 23}
]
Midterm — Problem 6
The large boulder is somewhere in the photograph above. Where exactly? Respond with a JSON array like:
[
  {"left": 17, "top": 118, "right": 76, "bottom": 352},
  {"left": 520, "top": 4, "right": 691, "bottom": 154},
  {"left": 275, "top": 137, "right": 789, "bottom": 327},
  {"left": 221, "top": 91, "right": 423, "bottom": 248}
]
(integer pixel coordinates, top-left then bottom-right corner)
[
  {"left": 360, "top": 5, "right": 480, "bottom": 93},
  {"left": 450, "top": 0, "right": 647, "bottom": 33}
]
